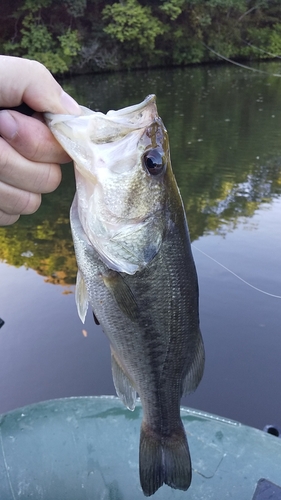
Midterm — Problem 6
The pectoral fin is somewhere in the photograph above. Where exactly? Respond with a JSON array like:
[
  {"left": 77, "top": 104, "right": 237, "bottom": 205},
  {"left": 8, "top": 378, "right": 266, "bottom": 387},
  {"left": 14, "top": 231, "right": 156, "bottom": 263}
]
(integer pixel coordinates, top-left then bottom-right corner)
[
  {"left": 182, "top": 331, "right": 205, "bottom": 395},
  {"left": 75, "top": 270, "right": 88, "bottom": 323},
  {"left": 102, "top": 271, "right": 139, "bottom": 322},
  {"left": 111, "top": 348, "right": 136, "bottom": 411}
]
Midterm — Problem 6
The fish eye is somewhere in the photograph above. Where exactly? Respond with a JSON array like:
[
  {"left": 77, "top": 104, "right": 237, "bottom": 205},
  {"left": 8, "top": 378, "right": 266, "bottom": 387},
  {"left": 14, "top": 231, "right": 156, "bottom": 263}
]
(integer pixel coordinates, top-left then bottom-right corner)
[{"left": 143, "top": 149, "right": 166, "bottom": 176}]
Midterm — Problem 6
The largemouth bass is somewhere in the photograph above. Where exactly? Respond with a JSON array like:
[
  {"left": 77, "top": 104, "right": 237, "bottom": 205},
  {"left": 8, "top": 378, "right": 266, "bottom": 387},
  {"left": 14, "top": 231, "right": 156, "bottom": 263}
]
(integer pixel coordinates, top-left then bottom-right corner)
[{"left": 45, "top": 95, "right": 204, "bottom": 496}]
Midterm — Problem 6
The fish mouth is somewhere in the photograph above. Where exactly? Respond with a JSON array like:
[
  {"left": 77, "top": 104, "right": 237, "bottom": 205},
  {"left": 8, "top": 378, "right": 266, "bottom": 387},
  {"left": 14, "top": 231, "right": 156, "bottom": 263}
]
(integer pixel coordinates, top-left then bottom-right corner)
[
  {"left": 45, "top": 93, "right": 156, "bottom": 120},
  {"left": 45, "top": 95, "right": 159, "bottom": 179}
]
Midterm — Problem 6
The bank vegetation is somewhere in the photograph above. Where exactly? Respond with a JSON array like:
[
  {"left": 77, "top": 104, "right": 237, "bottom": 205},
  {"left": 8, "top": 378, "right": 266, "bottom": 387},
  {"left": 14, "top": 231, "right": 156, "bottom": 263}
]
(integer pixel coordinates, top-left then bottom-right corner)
[{"left": 1, "top": 0, "right": 281, "bottom": 75}]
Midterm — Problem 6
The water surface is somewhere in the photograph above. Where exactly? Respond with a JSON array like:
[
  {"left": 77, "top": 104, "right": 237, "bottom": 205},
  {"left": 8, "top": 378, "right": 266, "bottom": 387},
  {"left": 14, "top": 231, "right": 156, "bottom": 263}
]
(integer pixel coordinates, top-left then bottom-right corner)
[{"left": 1, "top": 62, "right": 281, "bottom": 430}]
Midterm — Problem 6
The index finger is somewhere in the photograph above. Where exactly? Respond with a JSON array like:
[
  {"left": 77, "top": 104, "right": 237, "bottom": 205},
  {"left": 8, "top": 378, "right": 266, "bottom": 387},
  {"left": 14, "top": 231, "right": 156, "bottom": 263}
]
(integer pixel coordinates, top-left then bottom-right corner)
[{"left": 0, "top": 56, "right": 81, "bottom": 115}]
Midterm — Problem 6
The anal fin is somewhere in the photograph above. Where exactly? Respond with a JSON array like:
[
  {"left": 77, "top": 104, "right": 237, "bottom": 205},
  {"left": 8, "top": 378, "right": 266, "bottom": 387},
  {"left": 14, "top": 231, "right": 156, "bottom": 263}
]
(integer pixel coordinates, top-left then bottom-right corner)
[
  {"left": 111, "top": 348, "right": 136, "bottom": 411},
  {"left": 182, "top": 330, "right": 205, "bottom": 395}
]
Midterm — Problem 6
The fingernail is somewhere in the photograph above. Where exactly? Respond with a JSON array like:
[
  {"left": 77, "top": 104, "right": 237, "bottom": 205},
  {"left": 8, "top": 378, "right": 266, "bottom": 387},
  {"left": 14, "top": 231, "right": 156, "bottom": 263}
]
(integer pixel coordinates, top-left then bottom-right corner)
[
  {"left": 0, "top": 111, "right": 18, "bottom": 140},
  {"left": 60, "top": 91, "right": 81, "bottom": 114}
]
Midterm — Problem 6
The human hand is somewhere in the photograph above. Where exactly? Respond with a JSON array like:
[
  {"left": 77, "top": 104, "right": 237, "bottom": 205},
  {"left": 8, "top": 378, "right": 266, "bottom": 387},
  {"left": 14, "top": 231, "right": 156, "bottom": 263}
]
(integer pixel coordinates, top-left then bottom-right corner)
[{"left": 0, "top": 56, "right": 81, "bottom": 226}]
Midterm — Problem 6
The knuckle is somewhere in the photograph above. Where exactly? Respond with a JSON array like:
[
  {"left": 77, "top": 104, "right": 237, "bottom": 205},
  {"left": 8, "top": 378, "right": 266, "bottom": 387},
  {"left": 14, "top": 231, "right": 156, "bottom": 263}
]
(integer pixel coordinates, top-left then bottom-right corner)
[
  {"left": 0, "top": 140, "right": 11, "bottom": 176},
  {"left": 48, "top": 163, "right": 62, "bottom": 191},
  {"left": 29, "top": 141, "right": 43, "bottom": 162},
  {"left": 37, "top": 163, "right": 62, "bottom": 193},
  {"left": 21, "top": 192, "right": 42, "bottom": 215},
  {"left": 8, "top": 190, "right": 41, "bottom": 215},
  {"left": 31, "top": 60, "right": 51, "bottom": 78}
]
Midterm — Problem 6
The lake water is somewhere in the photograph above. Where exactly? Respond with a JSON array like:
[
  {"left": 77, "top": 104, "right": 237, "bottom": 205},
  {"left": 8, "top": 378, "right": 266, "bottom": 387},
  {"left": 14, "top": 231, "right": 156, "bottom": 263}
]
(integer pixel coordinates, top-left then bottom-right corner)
[{"left": 1, "top": 62, "right": 281, "bottom": 431}]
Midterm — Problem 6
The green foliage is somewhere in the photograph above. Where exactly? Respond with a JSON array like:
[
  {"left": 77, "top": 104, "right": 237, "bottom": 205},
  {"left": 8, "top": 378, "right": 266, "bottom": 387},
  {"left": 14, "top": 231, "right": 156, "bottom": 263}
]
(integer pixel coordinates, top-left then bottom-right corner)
[
  {"left": 63, "top": 0, "right": 87, "bottom": 17},
  {"left": 1, "top": 0, "right": 281, "bottom": 74},
  {"left": 102, "top": 0, "right": 165, "bottom": 51},
  {"left": 3, "top": 17, "right": 81, "bottom": 73},
  {"left": 184, "top": 0, "right": 245, "bottom": 8},
  {"left": 21, "top": 0, "right": 52, "bottom": 12},
  {"left": 173, "top": 38, "right": 205, "bottom": 65},
  {"left": 240, "top": 24, "right": 281, "bottom": 59},
  {"left": 159, "top": 0, "right": 186, "bottom": 21},
  {"left": 2, "top": 0, "right": 81, "bottom": 74},
  {"left": 269, "top": 24, "right": 281, "bottom": 56},
  {"left": 58, "top": 29, "right": 81, "bottom": 57},
  {"left": 204, "top": 0, "right": 245, "bottom": 8},
  {"left": 20, "top": 14, "right": 54, "bottom": 54}
]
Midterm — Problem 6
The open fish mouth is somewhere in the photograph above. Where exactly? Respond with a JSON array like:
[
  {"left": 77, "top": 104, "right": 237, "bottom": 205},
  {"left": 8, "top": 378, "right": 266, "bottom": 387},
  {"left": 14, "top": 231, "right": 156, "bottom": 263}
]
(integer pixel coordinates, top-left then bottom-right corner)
[{"left": 45, "top": 94, "right": 157, "bottom": 143}]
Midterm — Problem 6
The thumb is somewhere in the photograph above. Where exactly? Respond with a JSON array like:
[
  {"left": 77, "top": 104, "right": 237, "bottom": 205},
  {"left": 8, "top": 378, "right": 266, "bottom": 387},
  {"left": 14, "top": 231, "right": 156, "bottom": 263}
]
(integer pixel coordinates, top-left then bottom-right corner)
[{"left": 0, "top": 56, "right": 81, "bottom": 115}]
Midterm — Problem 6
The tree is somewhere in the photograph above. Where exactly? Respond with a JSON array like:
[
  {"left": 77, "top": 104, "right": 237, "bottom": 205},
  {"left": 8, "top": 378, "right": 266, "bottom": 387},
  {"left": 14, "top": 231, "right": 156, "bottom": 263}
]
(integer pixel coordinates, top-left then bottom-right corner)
[{"left": 102, "top": 0, "right": 166, "bottom": 65}]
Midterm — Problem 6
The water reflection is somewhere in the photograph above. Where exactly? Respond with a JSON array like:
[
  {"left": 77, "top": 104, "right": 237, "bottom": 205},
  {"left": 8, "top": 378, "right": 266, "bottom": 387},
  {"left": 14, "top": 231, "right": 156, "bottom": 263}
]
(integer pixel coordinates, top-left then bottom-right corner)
[
  {"left": 1, "top": 64, "right": 281, "bottom": 284},
  {"left": 0, "top": 164, "right": 77, "bottom": 285}
]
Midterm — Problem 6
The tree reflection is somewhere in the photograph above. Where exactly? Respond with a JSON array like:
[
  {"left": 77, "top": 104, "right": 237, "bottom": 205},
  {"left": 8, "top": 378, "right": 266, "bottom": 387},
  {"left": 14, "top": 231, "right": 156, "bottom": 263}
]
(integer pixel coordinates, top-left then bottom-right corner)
[
  {"left": 0, "top": 165, "right": 77, "bottom": 286},
  {"left": 184, "top": 158, "right": 281, "bottom": 240}
]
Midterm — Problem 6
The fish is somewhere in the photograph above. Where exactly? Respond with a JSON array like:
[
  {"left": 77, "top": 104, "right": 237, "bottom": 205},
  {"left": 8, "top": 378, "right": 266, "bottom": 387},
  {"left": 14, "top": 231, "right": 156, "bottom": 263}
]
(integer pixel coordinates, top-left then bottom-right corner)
[{"left": 45, "top": 95, "right": 204, "bottom": 496}]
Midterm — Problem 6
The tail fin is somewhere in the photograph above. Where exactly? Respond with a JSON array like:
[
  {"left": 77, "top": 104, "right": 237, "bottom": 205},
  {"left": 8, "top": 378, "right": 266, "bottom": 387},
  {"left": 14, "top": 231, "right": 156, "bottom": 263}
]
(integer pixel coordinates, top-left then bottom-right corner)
[{"left": 139, "top": 421, "right": 191, "bottom": 497}]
